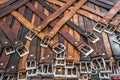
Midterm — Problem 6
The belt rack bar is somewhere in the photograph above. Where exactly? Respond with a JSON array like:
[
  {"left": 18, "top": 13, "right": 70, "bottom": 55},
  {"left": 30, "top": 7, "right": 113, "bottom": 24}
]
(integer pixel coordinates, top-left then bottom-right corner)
[
  {"left": 25, "top": 0, "right": 76, "bottom": 41},
  {"left": 38, "top": 0, "right": 99, "bottom": 44}
]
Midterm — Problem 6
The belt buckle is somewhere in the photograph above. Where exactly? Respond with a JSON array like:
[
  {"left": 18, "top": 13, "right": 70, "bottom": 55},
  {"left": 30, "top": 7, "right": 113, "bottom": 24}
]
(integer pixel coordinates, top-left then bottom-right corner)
[
  {"left": 80, "top": 61, "right": 91, "bottom": 74},
  {"left": 65, "top": 59, "right": 74, "bottom": 68},
  {"left": 54, "top": 66, "right": 65, "bottom": 78},
  {"left": 26, "top": 60, "right": 36, "bottom": 70},
  {"left": 4, "top": 45, "right": 15, "bottom": 55},
  {"left": 4, "top": 42, "right": 15, "bottom": 55},
  {"left": 40, "top": 36, "right": 51, "bottom": 47},
  {"left": 55, "top": 59, "right": 66, "bottom": 66},
  {"left": 91, "top": 57, "right": 106, "bottom": 71},
  {"left": 15, "top": 42, "right": 29, "bottom": 57},
  {"left": 27, "top": 68, "right": 37, "bottom": 77},
  {"left": 93, "top": 23, "right": 105, "bottom": 33},
  {"left": 52, "top": 43, "right": 66, "bottom": 54},
  {"left": 66, "top": 67, "right": 78, "bottom": 78},
  {"left": 104, "top": 24, "right": 117, "bottom": 34},
  {"left": 88, "top": 34, "right": 100, "bottom": 43},
  {"left": 78, "top": 44, "right": 94, "bottom": 56},
  {"left": 25, "top": 30, "right": 38, "bottom": 41},
  {"left": 113, "top": 35, "right": 120, "bottom": 45},
  {"left": 99, "top": 72, "right": 110, "bottom": 79},
  {"left": 56, "top": 52, "right": 66, "bottom": 60},
  {"left": 17, "top": 72, "right": 27, "bottom": 80}
]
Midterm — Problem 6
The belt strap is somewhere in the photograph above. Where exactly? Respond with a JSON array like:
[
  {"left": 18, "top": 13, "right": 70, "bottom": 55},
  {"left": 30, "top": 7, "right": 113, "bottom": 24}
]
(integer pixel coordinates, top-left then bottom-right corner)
[
  {"left": 25, "top": 0, "right": 76, "bottom": 41},
  {"left": 0, "top": 0, "right": 29, "bottom": 18},
  {"left": 37, "top": 0, "right": 99, "bottom": 44},
  {"left": 0, "top": 0, "right": 16, "bottom": 10}
]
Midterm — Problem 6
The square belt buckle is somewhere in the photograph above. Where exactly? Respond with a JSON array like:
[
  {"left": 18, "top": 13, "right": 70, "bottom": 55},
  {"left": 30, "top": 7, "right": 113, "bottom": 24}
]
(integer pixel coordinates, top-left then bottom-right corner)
[
  {"left": 104, "top": 24, "right": 117, "bottom": 34},
  {"left": 78, "top": 44, "right": 94, "bottom": 56},
  {"left": 54, "top": 67, "right": 66, "bottom": 78},
  {"left": 88, "top": 34, "right": 100, "bottom": 43},
  {"left": 80, "top": 61, "right": 91, "bottom": 74},
  {"left": 113, "top": 35, "right": 120, "bottom": 45},
  {"left": 26, "top": 60, "right": 36, "bottom": 70},
  {"left": 66, "top": 67, "right": 78, "bottom": 78},
  {"left": 52, "top": 43, "right": 66, "bottom": 54},
  {"left": 93, "top": 23, "right": 105, "bottom": 33},
  {"left": 27, "top": 69, "right": 37, "bottom": 77},
  {"left": 15, "top": 42, "right": 29, "bottom": 57},
  {"left": 56, "top": 52, "right": 66, "bottom": 60},
  {"left": 91, "top": 57, "right": 106, "bottom": 71},
  {"left": 99, "top": 72, "right": 110, "bottom": 79},
  {"left": 4, "top": 44, "right": 15, "bottom": 55},
  {"left": 40, "top": 36, "right": 51, "bottom": 48},
  {"left": 25, "top": 30, "right": 38, "bottom": 41},
  {"left": 17, "top": 72, "right": 27, "bottom": 80}
]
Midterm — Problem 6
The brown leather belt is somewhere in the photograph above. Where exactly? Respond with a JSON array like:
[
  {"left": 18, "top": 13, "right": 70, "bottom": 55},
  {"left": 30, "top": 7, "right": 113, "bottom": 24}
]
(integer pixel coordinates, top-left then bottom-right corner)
[
  {"left": 40, "top": 0, "right": 87, "bottom": 47},
  {"left": 0, "top": 0, "right": 29, "bottom": 19},
  {"left": 11, "top": 4, "right": 94, "bottom": 57},
  {"left": 93, "top": 0, "right": 120, "bottom": 34},
  {"left": 25, "top": 0, "right": 76, "bottom": 41}
]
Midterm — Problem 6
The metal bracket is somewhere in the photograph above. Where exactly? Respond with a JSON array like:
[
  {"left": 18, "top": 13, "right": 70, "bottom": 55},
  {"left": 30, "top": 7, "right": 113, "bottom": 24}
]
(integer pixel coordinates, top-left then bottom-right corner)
[
  {"left": 40, "top": 36, "right": 51, "bottom": 47},
  {"left": 88, "top": 34, "right": 100, "bottom": 43},
  {"left": 78, "top": 44, "right": 94, "bottom": 56},
  {"left": 52, "top": 43, "right": 66, "bottom": 54},
  {"left": 26, "top": 60, "right": 36, "bottom": 70},
  {"left": 93, "top": 23, "right": 105, "bottom": 33},
  {"left": 104, "top": 24, "right": 117, "bottom": 34},
  {"left": 25, "top": 30, "right": 38, "bottom": 41}
]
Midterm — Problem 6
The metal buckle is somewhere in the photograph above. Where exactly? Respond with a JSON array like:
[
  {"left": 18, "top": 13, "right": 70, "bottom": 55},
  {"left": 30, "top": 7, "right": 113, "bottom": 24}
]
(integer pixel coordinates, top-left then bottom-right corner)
[
  {"left": 17, "top": 72, "right": 27, "bottom": 80},
  {"left": 104, "top": 24, "right": 117, "bottom": 34},
  {"left": 66, "top": 67, "right": 78, "bottom": 78},
  {"left": 113, "top": 35, "right": 120, "bottom": 45},
  {"left": 27, "top": 69, "right": 37, "bottom": 77},
  {"left": 25, "top": 30, "right": 38, "bottom": 41},
  {"left": 56, "top": 52, "right": 65, "bottom": 60},
  {"left": 78, "top": 44, "right": 94, "bottom": 56},
  {"left": 52, "top": 43, "right": 66, "bottom": 54},
  {"left": 4, "top": 45, "right": 15, "bottom": 55},
  {"left": 100, "top": 60, "right": 112, "bottom": 73},
  {"left": 91, "top": 57, "right": 106, "bottom": 71},
  {"left": 15, "top": 42, "right": 29, "bottom": 57},
  {"left": 99, "top": 73, "right": 110, "bottom": 79},
  {"left": 37, "top": 64, "right": 53, "bottom": 76},
  {"left": 55, "top": 59, "right": 66, "bottom": 66},
  {"left": 80, "top": 61, "right": 91, "bottom": 74},
  {"left": 54, "top": 66, "right": 65, "bottom": 78},
  {"left": 65, "top": 59, "right": 74, "bottom": 68},
  {"left": 40, "top": 36, "right": 51, "bottom": 47},
  {"left": 93, "top": 23, "right": 105, "bottom": 33},
  {"left": 26, "top": 60, "right": 36, "bottom": 70},
  {"left": 88, "top": 34, "right": 100, "bottom": 43}
]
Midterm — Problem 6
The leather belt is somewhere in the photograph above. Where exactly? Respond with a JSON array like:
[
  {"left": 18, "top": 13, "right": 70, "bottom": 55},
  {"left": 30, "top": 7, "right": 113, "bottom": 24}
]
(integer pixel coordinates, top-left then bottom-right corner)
[
  {"left": 0, "top": 0, "right": 29, "bottom": 18},
  {"left": 93, "top": 0, "right": 120, "bottom": 33},
  {"left": 26, "top": 37, "right": 37, "bottom": 77},
  {"left": 0, "top": 0, "right": 16, "bottom": 10},
  {"left": 40, "top": 0, "right": 87, "bottom": 48},
  {"left": 38, "top": 0, "right": 99, "bottom": 44},
  {"left": 12, "top": 3, "right": 94, "bottom": 56},
  {"left": 25, "top": 0, "right": 76, "bottom": 41}
]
